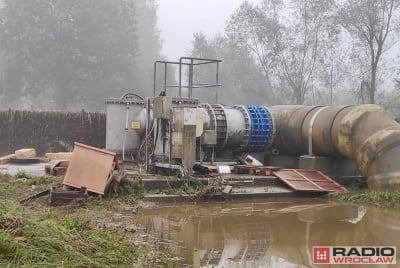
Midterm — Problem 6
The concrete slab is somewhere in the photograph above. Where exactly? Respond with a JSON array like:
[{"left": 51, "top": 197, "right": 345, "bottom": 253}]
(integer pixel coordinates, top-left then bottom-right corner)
[
  {"left": 144, "top": 185, "right": 327, "bottom": 203},
  {"left": 0, "top": 163, "right": 48, "bottom": 177}
]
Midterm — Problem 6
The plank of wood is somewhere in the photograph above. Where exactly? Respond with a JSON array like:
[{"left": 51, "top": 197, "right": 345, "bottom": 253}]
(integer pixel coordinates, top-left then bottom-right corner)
[
  {"left": 222, "top": 185, "right": 233, "bottom": 195},
  {"left": 45, "top": 152, "right": 73, "bottom": 160},
  {"left": 0, "top": 154, "right": 16, "bottom": 164},
  {"left": 20, "top": 189, "right": 51, "bottom": 204},
  {"left": 15, "top": 148, "right": 36, "bottom": 158},
  {"left": 204, "top": 165, "right": 218, "bottom": 173}
]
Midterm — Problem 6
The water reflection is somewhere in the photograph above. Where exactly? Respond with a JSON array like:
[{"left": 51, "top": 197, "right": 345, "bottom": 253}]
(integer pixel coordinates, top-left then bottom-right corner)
[{"left": 135, "top": 200, "right": 400, "bottom": 267}]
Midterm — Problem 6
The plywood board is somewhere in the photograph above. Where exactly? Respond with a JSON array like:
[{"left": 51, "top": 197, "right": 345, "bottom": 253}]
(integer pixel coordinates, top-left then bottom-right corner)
[{"left": 63, "top": 142, "right": 116, "bottom": 195}]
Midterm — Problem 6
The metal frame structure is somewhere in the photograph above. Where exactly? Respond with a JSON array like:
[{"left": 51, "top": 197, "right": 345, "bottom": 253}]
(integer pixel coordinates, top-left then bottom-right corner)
[{"left": 153, "top": 57, "right": 222, "bottom": 103}]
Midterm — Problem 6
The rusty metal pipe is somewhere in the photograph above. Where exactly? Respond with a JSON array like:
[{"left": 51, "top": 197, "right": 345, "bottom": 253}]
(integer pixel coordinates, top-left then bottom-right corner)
[
  {"left": 302, "top": 105, "right": 352, "bottom": 157},
  {"left": 269, "top": 104, "right": 400, "bottom": 190},
  {"left": 332, "top": 104, "right": 400, "bottom": 190},
  {"left": 269, "top": 105, "right": 322, "bottom": 155}
]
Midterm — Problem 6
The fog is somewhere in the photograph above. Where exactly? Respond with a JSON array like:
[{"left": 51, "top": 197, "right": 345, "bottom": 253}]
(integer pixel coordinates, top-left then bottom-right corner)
[
  {"left": 0, "top": 0, "right": 399, "bottom": 115},
  {"left": 157, "top": 0, "right": 262, "bottom": 60}
]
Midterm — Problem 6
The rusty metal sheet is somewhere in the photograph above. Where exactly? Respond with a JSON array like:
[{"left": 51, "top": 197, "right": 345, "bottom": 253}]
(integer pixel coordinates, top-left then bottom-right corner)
[
  {"left": 63, "top": 142, "right": 116, "bottom": 195},
  {"left": 273, "top": 169, "right": 346, "bottom": 192}
]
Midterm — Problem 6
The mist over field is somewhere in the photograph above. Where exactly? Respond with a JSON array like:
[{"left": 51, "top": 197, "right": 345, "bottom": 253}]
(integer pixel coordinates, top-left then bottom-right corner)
[{"left": 0, "top": 0, "right": 399, "bottom": 116}]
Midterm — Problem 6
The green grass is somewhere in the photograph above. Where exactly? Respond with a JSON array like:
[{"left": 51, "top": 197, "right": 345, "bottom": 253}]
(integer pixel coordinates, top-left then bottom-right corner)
[
  {"left": 332, "top": 190, "right": 400, "bottom": 209},
  {"left": 0, "top": 174, "right": 63, "bottom": 201},
  {"left": 0, "top": 174, "right": 178, "bottom": 267}
]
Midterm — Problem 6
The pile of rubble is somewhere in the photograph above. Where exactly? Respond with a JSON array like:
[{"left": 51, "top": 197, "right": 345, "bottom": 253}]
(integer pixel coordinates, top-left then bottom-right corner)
[{"left": 1, "top": 142, "right": 125, "bottom": 206}]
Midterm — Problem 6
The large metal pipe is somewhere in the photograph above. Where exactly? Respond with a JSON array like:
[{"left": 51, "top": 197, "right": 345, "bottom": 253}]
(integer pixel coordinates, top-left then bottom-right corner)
[
  {"left": 334, "top": 105, "right": 400, "bottom": 190},
  {"left": 269, "top": 105, "right": 320, "bottom": 155},
  {"left": 270, "top": 104, "right": 400, "bottom": 191},
  {"left": 105, "top": 93, "right": 400, "bottom": 190},
  {"left": 199, "top": 104, "right": 274, "bottom": 151}
]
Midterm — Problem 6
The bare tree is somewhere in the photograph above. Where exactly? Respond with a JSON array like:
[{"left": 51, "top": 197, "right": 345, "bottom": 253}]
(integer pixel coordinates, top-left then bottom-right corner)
[
  {"left": 338, "top": 0, "right": 400, "bottom": 104},
  {"left": 274, "top": 0, "right": 336, "bottom": 104},
  {"left": 225, "top": 0, "right": 337, "bottom": 104},
  {"left": 190, "top": 32, "right": 270, "bottom": 105},
  {"left": 226, "top": 1, "right": 280, "bottom": 102}
]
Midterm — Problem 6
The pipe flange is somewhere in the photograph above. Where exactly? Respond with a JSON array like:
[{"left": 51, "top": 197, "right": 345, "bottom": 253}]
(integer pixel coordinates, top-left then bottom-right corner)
[
  {"left": 234, "top": 105, "right": 251, "bottom": 149},
  {"left": 245, "top": 105, "right": 274, "bottom": 150},
  {"left": 200, "top": 103, "right": 216, "bottom": 130},
  {"left": 199, "top": 103, "right": 227, "bottom": 147},
  {"left": 211, "top": 104, "right": 227, "bottom": 147}
]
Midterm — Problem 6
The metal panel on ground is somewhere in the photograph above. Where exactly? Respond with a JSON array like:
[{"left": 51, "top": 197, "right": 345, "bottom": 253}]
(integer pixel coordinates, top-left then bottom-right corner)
[
  {"left": 273, "top": 169, "right": 346, "bottom": 192},
  {"left": 63, "top": 142, "right": 116, "bottom": 195}
]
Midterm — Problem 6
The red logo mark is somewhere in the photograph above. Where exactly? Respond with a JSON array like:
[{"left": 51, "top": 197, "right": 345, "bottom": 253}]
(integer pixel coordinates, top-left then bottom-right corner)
[{"left": 313, "top": 247, "right": 330, "bottom": 264}]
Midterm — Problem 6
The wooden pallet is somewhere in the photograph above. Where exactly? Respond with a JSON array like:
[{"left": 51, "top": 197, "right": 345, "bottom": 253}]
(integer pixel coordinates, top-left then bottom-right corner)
[{"left": 233, "top": 165, "right": 280, "bottom": 176}]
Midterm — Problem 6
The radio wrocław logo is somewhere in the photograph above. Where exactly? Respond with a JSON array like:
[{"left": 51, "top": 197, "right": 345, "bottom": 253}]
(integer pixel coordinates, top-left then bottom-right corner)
[{"left": 313, "top": 246, "right": 396, "bottom": 265}]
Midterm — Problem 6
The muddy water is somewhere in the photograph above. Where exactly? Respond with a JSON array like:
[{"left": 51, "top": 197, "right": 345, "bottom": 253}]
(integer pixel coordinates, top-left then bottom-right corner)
[{"left": 135, "top": 199, "right": 400, "bottom": 267}]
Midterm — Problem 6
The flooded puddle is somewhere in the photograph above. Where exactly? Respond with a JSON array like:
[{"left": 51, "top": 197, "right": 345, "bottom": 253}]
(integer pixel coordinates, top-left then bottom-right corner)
[{"left": 135, "top": 199, "right": 400, "bottom": 267}]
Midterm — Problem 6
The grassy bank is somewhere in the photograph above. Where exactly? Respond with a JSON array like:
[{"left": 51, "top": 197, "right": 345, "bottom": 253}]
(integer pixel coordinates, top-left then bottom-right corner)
[
  {"left": 332, "top": 190, "right": 400, "bottom": 209},
  {"left": 0, "top": 174, "right": 177, "bottom": 267}
]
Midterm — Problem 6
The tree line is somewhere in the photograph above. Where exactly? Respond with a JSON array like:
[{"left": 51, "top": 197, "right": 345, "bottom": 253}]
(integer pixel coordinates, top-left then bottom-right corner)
[
  {"left": 1, "top": 0, "right": 400, "bottom": 115},
  {"left": 0, "top": 0, "right": 162, "bottom": 111},
  {"left": 190, "top": 0, "right": 400, "bottom": 116}
]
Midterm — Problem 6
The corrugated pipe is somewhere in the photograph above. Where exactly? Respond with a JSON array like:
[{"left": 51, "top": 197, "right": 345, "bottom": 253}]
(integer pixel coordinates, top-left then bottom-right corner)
[{"left": 269, "top": 104, "right": 400, "bottom": 191}]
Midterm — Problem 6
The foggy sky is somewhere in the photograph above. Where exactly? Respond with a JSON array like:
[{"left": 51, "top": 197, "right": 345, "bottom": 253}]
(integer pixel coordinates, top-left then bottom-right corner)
[{"left": 157, "top": 0, "right": 262, "bottom": 60}]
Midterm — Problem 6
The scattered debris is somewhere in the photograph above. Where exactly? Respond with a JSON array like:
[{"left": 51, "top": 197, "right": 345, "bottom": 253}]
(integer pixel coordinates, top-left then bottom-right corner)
[
  {"left": 50, "top": 189, "right": 87, "bottom": 206},
  {"left": 203, "top": 165, "right": 218, "bottom": 173},
  {"left": 273, "top": 169, "right": 346, "bottom": 193},
  {"left": 45, "top": 160, "right": 69, "bottom": 176},
  {"left": 108, "top": 170, "right": 126, "bottom": 193},
  {"left": 233, "top": 165, "right": 280, "bottom": 176},
  {"left": 192, "top": 177, "right": 221, "bottom": 201},
  {"left": 153, "top": 162, "right": 189, "bottom": 178},
  {"left": 217, "top": 165, "right": 231, "bottom": 174},
  {"left": 0, "top": 214, "right": 24, "bottom": 230},
  {"left": 1, "top": 148, "right": 42, "bottom": 164},
  {"left": 15, "top": 148, "right": 36, "bottom": 158},
  {"left": 0, "top": 153, "right": 15, "bottom": 164},
  {"left": 19, "top": 189, "right": 51, "bottom": 204},
  {"left": 19, "top": 186, "right": 88, "bottom": 207},
  {"left": 241, "top": 155, "right": 263, "bottom": 166},
  {"left": 63, "top": 142, "right": 120, "bottom": 196},
  {"left": 222, "top": 185, "right": 233, "bottom": 197},
  {"left": 192, "top": 164, "right": 211, "bottom": 175}
]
